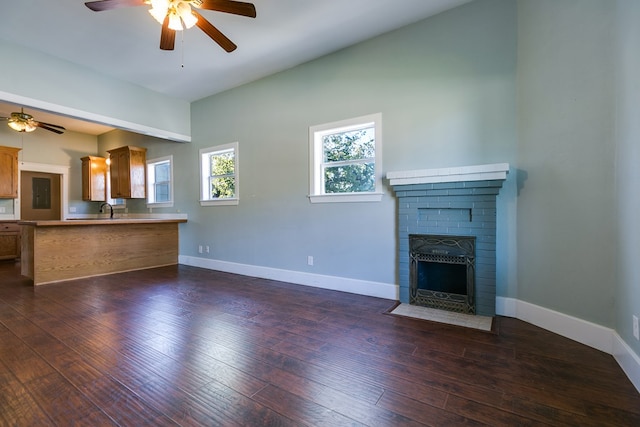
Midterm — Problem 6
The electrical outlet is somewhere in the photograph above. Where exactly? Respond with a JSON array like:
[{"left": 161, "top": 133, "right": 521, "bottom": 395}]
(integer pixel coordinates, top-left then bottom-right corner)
[
  {"left": 198, "top": 245, "right": 203, "bottom": 254},
  {"left": 0, "top": 207, "right": 5, "bottom": 213},
  {"left": 69, "top": 207, "right": 77, "bottom": 213},
  {"left": 633, "top": 315, "right": 639, "bottom": 340},
  {"left": 307, "top": 256, "right": 314, "bottom": 266},
  {"left": 205, "top": 246, "right": 210, "bottom": 253}
]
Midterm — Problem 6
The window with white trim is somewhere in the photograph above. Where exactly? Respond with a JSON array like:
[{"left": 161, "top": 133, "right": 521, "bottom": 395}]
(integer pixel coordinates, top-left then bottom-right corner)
[
  {"left": 309, "top": 113, "right": 383, "bottom": 203},
  {"left": 147, "top": 155, "right": 173, "bottom": 207},
  {"left": 200, "top": 142, "right": 239, "bottom": 206}
]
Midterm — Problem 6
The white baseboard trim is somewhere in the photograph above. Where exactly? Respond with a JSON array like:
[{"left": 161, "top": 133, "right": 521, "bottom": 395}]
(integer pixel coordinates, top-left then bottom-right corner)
[
  {"left": 495, "top": 297, "right": 613, "bottom": 352},
  {"left": 497, "top": 296, "right": 640, "bottom": 393},
  {"left": 613, "top": 333, "right": 640, "bottom": 392},
  {"left": 177, "top": 258, "right": 640, "bottom": 393},
  {"left": 179, "top": 255, "right": 399, "bottom": 300}
]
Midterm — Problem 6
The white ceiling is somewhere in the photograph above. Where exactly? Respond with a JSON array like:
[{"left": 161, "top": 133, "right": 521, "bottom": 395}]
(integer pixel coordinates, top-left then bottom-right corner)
[{"left": 0, "top": 0, "right": 470, "bottom": 135}]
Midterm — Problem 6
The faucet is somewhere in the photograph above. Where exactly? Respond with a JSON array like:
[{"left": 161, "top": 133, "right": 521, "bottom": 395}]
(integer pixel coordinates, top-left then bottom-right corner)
[{"left": 99, "top": 202, "right": 114, "bottom": 219}]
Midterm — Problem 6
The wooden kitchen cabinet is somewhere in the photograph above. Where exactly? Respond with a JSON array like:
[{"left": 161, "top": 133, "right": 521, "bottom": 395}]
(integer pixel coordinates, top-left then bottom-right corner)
[
  {"left": 0, "top": 146, "right": 21, "bottom": 199},
  {"left": 0, "top": 221, "right": 20, "bottom": 260},
  {"left": 107, "top": 146, "right": 147, "bottom": 199},
  {"left": 81, "top": 156, "right": 107, "bottom": 201}
]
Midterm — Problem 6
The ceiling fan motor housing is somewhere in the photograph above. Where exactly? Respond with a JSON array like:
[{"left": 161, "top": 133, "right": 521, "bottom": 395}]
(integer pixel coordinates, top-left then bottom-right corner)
[{"left": 11, "top": 111, "right": 33, "bottom": 121}]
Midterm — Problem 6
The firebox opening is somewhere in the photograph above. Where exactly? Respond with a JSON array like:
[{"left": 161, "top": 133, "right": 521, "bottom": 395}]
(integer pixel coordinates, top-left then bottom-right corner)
[
  {"left": 409, "top": 234, "right": 476, "bottom": 314},
  {"left": 417, "top": 261, "right": 467, "bottom": 295}
]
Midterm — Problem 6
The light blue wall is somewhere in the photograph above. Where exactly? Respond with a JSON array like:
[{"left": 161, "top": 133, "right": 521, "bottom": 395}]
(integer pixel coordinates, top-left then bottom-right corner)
[
  {"left": 176, "top": 0, "right": 517, "bottom": 288},
  {"left": 614, "top": 0, "right": 640, "bottom": 354},
  {"left": 516, "top": 0, "right": 616, "bottom": 327},
  {"left": 0, "top": 39, "right": 191, "bottom": 141}
]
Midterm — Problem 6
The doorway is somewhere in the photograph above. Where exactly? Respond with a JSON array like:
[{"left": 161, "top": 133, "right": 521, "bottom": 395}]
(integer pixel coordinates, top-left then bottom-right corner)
[{"left": 20, "top": 171, "right": 61, "bottom": 220}]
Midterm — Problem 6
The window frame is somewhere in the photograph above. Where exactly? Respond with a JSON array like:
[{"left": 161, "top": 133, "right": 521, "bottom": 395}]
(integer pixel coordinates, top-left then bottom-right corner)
[
  {"left": 199, "top": 142, "right": 239, "bottom": 207},
  {"left": 146, "top": 155, "right": 174, "bottom": 208},
  {"left": 309, "top": 112, "right": 383, "bottom": 203}
]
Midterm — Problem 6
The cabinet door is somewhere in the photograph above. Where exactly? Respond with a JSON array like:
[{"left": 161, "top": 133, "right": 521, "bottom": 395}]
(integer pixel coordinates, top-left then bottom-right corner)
[
  {"left": 108, "top": 146, "right": 146, "bottom": 199},
  {"left": 0, "top": 234, "right": 19, "bottom": 259},
  {"left": 81, "top": 157, "right": 106, "bottom": 201},
  {"left": 129, "top": 149, "right": 146, "bottom": 198},
  {"left": 0, "top": 223, "right": 20, "bottom": 260},
  {"left": 109, "top": 151, "right": 120, "bottom": 198},
  {"left": 0, "top": 147, "right": 20, "bottom": 198},
  {"left": 110, "top": 150, "right": 132, "bottom": 198}
]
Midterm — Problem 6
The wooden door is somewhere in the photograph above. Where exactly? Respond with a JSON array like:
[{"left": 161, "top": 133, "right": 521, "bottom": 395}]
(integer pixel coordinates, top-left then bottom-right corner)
[{"left": 20, "top": 171, "right": 61, "bottom": 220}]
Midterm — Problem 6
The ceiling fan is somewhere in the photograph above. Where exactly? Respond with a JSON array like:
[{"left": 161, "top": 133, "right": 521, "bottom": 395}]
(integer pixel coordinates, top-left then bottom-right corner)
[
  {"left": 85, "top": 0, "right": 257, "bottom": 53},
  {"left": 0, "top": 109, "right": 66, "bottom": 134}
]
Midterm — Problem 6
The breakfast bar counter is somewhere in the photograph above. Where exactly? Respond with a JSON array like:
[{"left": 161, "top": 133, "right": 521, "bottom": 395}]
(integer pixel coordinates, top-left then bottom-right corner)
[{"left": 19, "top": 217, "right": 187, "bottom": 286}]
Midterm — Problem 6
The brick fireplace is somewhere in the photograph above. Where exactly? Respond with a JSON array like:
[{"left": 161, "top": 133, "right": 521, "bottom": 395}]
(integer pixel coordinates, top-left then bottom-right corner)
[{"left": 387, "top": 164, "right": 509, "bottom": 317}]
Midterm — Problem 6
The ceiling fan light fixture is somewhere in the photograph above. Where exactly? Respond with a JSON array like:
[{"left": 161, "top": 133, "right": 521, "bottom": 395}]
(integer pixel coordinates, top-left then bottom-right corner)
[
  {"left": 149, "top": 1, "right": 197, "bottom": 30},
  {"left": 7, "top": 119, "right": 36, "bottom": 133},
  {"left": 148, "top": 6, "right": 168, "bottom": 24},
  {"left": 177, "top": 2, "right": 197, "bottom": 28},
  {"left": 168, "top": 12, "right": 183, "bottom": 30},
  {"left": 149, "top": 0, "right": 169, "bottom": 12}
]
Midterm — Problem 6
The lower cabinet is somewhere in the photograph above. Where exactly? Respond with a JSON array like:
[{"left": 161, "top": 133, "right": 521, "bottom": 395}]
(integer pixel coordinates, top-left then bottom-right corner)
[{"left": 0, "top": 222, "right": 20, "bottom": 260}]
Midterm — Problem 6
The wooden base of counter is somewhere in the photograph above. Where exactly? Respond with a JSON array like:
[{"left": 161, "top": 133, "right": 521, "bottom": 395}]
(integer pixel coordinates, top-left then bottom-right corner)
[{"left": 20, "top": 219, "right": 186, "bottom": 286}]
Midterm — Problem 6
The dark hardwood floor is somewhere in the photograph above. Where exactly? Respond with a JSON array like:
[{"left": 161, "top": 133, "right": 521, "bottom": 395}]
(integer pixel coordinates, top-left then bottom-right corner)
[{"left": 1, "top": 260, "right": 639, "bottom": 426}]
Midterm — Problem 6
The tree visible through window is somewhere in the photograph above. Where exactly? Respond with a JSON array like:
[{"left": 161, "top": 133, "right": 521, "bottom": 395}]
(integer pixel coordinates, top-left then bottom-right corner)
[
  {"left": 200, "top": 142, "right": 239, "bottom": 206},
  {"left": 209, "top": 150, "right": 235, "bottom": 198},
  {"left": 322, "top": 128, "right": 375, "bottom": 193},
  {"left": 309, "top": 113, "right": 382, "bottom": 203}
]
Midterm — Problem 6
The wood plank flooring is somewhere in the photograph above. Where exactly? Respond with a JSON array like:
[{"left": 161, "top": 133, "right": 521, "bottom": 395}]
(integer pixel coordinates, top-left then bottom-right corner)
[{"left": 1, "top": 260, "right": 639, "bottom": 426}]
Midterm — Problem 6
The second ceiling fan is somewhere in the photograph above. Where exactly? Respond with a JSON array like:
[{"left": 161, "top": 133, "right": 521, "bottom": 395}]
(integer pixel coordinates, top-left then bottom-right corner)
[
  {"left": 0, "top": 109, "right": 65, "bottom": 134},
  {"left": 85, "top": 0, "right": 257, "bottom": 52}
]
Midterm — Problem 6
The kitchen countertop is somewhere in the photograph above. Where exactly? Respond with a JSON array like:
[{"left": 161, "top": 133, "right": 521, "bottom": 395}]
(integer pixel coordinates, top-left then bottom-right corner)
[{"left": 19, "top": 218, "right": 187, "bottom": 226}]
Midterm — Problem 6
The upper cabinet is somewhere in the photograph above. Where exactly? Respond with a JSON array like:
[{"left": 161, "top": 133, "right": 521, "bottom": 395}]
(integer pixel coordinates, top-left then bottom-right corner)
[
  {"left": 0, "top": 146, "right": 21, "bottom": 199},
  {"left": 107, "top": 146, "right": 147, "bottom": 199},
  {"left": 81, "top": 156, "right": 107, "bottom": 202}
]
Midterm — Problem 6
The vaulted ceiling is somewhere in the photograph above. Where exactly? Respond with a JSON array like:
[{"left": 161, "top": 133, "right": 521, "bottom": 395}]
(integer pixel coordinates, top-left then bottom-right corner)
[{"left": 0, "top": 0, "right": 470, "bottom": 134}]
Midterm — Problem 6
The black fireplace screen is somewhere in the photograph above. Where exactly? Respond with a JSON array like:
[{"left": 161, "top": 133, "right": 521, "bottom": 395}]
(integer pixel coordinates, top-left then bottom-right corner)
[{"left": 409, "top": 234, "right": 476, "bottom": 314}]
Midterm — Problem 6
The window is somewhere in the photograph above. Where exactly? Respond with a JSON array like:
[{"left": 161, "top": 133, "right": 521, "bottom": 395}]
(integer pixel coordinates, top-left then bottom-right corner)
[
  {"left": 147, "top": 155, "right": 173, "bottom": 207},
  {"left": 309, "top": 113, "right": 383, "bottom": 203},
  {"left": 200, "top": 142, "right": 239, "bottom": 206}
]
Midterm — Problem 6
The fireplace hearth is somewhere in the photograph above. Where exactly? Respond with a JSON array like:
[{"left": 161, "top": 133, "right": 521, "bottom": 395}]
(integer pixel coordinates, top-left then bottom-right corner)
[{"left": 410, "top": 234, "right": 476, "bottom": 314}]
